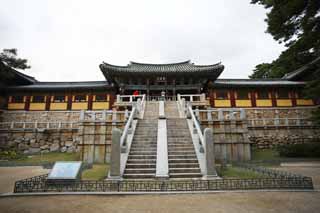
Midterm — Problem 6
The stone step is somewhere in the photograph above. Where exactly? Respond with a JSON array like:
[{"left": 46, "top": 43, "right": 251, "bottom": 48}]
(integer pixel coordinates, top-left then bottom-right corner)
[
  {"left": 126, "top": 164, "right": 156, "bottom": 169},
  {"left": 169, "top": 159, "right": 199, "bottom": 164},
  {"left": 169, "top": 173, "right": 202, "bottom": 178},
  {"left": 129, "top": 151, "right": 157, "bottom": 155},
  {"left": 169, "top": 163, "right": 199, "bottom": 168},
  {"left": 168, "top": 151, "right": 196, "bottom": 155},
  {"left": 131, "top": 144, "right": 157, "bottom": 147},
  {"left": 124, "top": 168, "right": 155, "bottom": 174},
  {"left": 128, "top": 155, "right": 157, "bottom": 160},
  {"left": 169, "top": 168, "right": 201, "bottom": 173},
  {"left": 126, "top": 159, "right": 156, "bottom": 164},
  {"left": 123, "top": 173, "right": 155, "bottom": 179},
  {"left": 168, "top": 155, "right": 197, "bottom": 159},
  {"left": 130, "top": 148, "right": 157, "bottom": 152}
]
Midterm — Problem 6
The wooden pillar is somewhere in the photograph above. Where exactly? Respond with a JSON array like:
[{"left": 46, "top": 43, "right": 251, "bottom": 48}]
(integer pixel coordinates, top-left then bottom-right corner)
[
  {"left": 271, "top": 90, "right": 277, "bottom": 107},
  {"left": 24, "top": 96, "right": 30, "bottom": 111},
  {"left": 88, "top": 94, "right": 93, "bottom": 110},
  {"left": 291, "top": 91, "right": 297, "bottom": 107},
  {"left": 251, "top": 91, "right": 256, "bottom": 107},
  {"left": 230, "top": 90, "right": 236, "bottom": 107},
  {"left": 146, "top": 78, "right": 150, "bottom": 98},
  {"left": 210, "top": 89, "right": 215, "bottom": 108},
  {"left": 45, "top": 95, "right": 51, "bottom": 111},
  {"left": 67, "top": 94, "right": 72, "bottom": 110},
  {"left": 109, "top": 92, "right": 115, "bottom": 110}
]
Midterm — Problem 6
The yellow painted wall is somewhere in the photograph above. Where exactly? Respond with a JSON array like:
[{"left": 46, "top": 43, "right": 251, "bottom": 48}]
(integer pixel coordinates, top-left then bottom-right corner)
[
  {"left": 256, "top": 99, "right": 272, "bottom": 107},
  {"left": 92, "top": 102, "right": 109, "bottom": 110},
  {"left": 297, "top": 99, "right": 314, "bottom": 106},
  {"left": 277, "top": 99, "right": 292, "bottom": 107},
  {"left": 7, "top": 103, "right": 25, "bottom": 110},
  {"left": 72, "top": 102, "right": 88, "bottom": 110},
  {"left": 215, "top": 100, "right": 231, "bottom": 107},
  {"left": 50, "top": 103, "right": 68, "bottom": 110},
  {"left": 29, "top": 103, "right": 46, "bottom": 111},
  {"left": 235, "top": 100, "right": 252, "bottom": 107}
]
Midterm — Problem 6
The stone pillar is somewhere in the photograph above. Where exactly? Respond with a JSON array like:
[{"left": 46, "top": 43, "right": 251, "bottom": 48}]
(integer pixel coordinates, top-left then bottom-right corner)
[
  {"left": 203, "top": 128, "right": 217, "bottom": 178},
  {"left": 108, "top": 128, "right": 121, "bottom": 179}
]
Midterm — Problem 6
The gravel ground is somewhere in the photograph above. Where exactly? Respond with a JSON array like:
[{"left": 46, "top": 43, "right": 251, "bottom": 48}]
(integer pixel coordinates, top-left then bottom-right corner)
[{"left": 0, "top": 164, "right": 319, "bottom": 213}]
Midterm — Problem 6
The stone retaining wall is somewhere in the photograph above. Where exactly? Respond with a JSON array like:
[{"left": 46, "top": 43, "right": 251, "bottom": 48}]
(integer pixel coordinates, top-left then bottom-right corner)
[
  {"left": 0, "top": 129, "right": 79, "bottom": 154},
  {"left": 248, "top": 127, "right": 320, "bottom": 149}
]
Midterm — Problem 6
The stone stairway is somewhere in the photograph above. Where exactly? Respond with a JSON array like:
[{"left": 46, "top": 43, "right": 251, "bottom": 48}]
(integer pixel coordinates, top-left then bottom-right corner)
[
  {"left": 166, "top": 101, "right": 202, "bottom": 178},
  {"left": 123, "top": 102, "right": 158, "bottom": 179}
]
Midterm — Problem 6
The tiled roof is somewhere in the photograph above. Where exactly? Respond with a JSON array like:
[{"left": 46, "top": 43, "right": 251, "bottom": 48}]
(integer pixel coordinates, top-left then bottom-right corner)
[
  {"left": 213, "top": 79, "right": 306, "bottom": 87},
  {"left": 6, "top": 81, "right": 112, "bottom": 91},
  {"left": 282, "top": 56, "right": 320, "bottom": 80},
  {"left": 100, "top": 60, "right": 224, "bottom": 83}
]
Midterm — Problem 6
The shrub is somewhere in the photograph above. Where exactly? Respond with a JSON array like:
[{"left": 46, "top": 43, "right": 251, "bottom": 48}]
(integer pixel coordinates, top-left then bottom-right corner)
[
  {"left": 277, "top": 143, "right": 320, "bottom": 158},
  {"left": 0, "top": 150, "right": 21, "bottom": 160}
]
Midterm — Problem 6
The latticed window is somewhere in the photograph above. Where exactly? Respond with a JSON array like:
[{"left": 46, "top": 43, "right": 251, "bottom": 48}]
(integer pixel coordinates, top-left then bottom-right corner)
[
  {"left": 32, "top": 96, "right": 45, "bottom": 103},
  {"left": 277, "top": 90, "right": 289, "bottom": 99},
  {"left": 257, "top": 90, "right": 269, "bottom": 99},
  {"left": 74, "top": 95, "right": 87, "bottom": 102},
  {"left": 95, "top": 95, "right": 107, "bottom": 102},
  {"left": 237, "top": 90, "right": 250, "bottom": 99},
  {"left": 215, "top": 90, "right": 228, "bottom": 100},
  {"left": 11, "top": 96, "right": 24, "bottom": 103},
  {"left": 53, "top": 96, "right": 65, "bottom": 103}
]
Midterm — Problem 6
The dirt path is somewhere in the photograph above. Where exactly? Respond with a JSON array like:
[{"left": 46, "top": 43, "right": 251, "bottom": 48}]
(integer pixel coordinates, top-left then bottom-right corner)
[
  {"left": 1, "top": 192, "right": 320, "bottom": 213},
  {"left": 0, "top": 167, "right": 49, "bottom": 194}
]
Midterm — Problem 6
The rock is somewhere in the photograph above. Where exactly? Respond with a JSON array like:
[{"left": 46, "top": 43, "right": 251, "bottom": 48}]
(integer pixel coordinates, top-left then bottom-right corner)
[
  {"left": 50, "top": 143, "right": 60, "bottom": 152},
  {"left": 30, "top": 138, "right": 37, "bottom": 143},
  {"left": 28, "top": 148, "right": 40, "bottom": 154},
  {"left": 67, "top": 146, "right": 75, "bottom": 153},
  {"left": 18, "top": 143, "right": 28, "bottom": 151},
  {"left": 30, "top": 142, "right": 40, "bottom": 148},
  {"left": 41, "top": 149, "right": 49, "bottom": 154},
  {"left": 40, "top": 145, "right": 49, "bottom": 150},
  {"left": 60, "top": 147, "right": 67, "bottom": 152},
  {"left": 23, "top": 150, "right": 30, "bottom": 155},
  {"left": 65, "top": 141, "right": 73, "bottom": 147}
]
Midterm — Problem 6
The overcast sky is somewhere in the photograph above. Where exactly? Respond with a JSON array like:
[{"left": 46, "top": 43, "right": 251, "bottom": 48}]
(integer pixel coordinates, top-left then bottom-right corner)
[{"left": 0, "top": 0, "right": 285, "bottom": 81}]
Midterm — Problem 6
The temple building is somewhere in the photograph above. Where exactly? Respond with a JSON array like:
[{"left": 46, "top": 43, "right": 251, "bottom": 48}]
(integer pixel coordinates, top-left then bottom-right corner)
[{"left": 1, "top": 59, "right": 318, "bottom": 111}]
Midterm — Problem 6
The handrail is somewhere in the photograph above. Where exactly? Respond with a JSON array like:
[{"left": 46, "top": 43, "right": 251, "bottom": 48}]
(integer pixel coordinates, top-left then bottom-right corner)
[
  {"left": 120, "top": 107, "right": 136, "bottom": 152},
  {"left": 188, "top": 105, "right": 204, "bottom": 151}
]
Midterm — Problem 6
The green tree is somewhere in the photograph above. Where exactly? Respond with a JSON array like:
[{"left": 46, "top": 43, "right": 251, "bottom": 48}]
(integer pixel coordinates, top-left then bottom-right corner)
[
  {"left": 251, "top": 0, "right": 320, "bottom": 123},
  {"left": 250, "top": 0, "right": 320, "bottom": 78},
  {"left": 0, "top": 48, "right": 31, "bottom": 81}
]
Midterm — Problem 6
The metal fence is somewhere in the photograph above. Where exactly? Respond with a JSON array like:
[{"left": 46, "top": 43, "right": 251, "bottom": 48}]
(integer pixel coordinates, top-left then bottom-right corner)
[{"left": 14, "top": 175, "right": 313, "bottom": 193}]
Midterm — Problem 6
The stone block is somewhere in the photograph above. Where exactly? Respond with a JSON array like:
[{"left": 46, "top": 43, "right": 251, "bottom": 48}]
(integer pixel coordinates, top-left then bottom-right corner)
[
  {"left": 50, "top": 143, "right": 60, "bottom": 152},
  {"left": 28, "top": 148, "right": 40, "bottom": 154}
]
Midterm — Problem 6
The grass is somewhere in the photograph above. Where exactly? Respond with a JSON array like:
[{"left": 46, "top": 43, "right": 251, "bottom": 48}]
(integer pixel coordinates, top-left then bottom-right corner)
[
  {"left": 251, "top": 148, "right": 280, "bottom": 161},
  {"left": 217, "top": 166, "right": 266, "bottom": 178},
  {"left": 12, "top": 152, "right": 80, "bottom": 163},
  {"left": 81, "top": 164, "right": 109, "bottom": 180}
]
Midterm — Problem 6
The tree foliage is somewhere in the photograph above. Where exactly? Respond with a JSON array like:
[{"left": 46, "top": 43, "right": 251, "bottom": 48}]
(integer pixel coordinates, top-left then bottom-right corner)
[
  {"left": 0, "top": 48, "right": 31, "bottom": 82},
  {"left": 250, "top": 0, "right": 320, "bottom": 79},
  {"left": 250, "top": 0, "right": 320, "bottom": 123},
  {"left": 0, "top": 48, "right": 31, "bottom": 70}
]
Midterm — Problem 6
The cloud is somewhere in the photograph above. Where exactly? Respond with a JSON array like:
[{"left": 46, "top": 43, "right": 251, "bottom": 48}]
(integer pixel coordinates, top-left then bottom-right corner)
[{"left": 0, "top": 0, "right": 285, "bottom": 81}]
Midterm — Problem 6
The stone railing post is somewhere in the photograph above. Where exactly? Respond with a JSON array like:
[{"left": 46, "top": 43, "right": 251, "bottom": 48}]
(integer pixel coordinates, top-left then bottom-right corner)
[
  {"left": 203, "top": 128, "right": 217, "bottom": 178},
  {"left": 116, "top": 95, "right": 120, "bottom": 103},
  {"left": 109, "top": 128, "right": 121, "bottom": 180},
  {"left": 159, "top": 101, "right": 166, "bottom": 119},
  {"left": 80, "top": 110, "right": 85, "bottom": 120},
  {"left": 201, "top": 93, "right": 206, "bottom": 102}
]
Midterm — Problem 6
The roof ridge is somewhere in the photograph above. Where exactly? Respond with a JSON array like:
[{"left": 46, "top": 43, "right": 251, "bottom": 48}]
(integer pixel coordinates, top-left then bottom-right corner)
[{"left": 129, "top": 60, "right": 191, "bottom": 66}]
